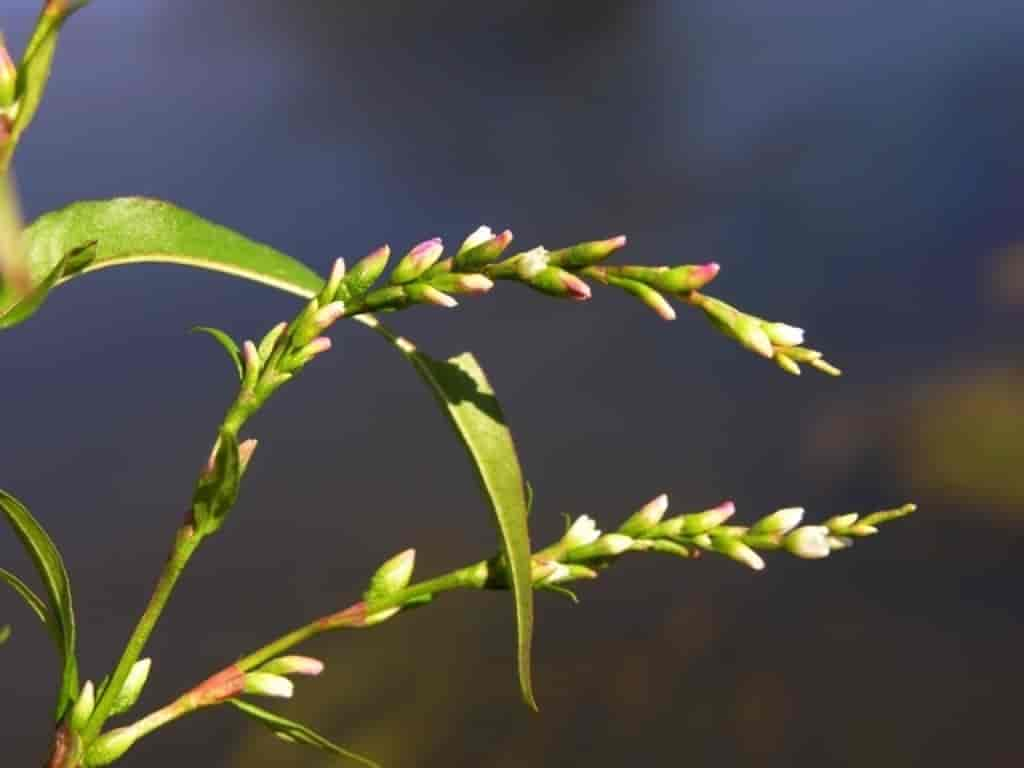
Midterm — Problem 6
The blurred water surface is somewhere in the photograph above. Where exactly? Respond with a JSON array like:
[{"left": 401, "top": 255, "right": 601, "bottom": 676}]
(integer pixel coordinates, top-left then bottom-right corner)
[{"left": 2, "top": 1, "right": 1022, "bottom": 765}]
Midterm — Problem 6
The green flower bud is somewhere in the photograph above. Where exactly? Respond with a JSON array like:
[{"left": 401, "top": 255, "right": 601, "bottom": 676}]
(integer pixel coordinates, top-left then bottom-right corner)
[
  {"left": 527, "top": 266, "right": 591, "bottom": 301},
  {"left": 562, "top": 515, "right": 601, "bottom": 550},
  {"left": 341, "top": 245, "right": 391, "bottom": 298},
  {"left": 825, "top": 513, "right": 859, "bottom": 534},
  {"left": 321, "top": 257, "right": 346, "bottom": 303},
  {"left": 362, "top": 284, "right": 410, "bottom": 311},
  {"left": 404, "top": 283, "right": 458, "bottom": 308},
  {"left": 675, "top": 500, "right": 736, "bottom": 536},
  {"left": 243, "top": 671, "right": 294, "bottom": 699},
  {"left": 712, "top": 537, "right": 765, "bottom": 571},
  {"left": 566, "top": 533, "right": 634, "bottom": 561},
  {"left": 238, "top": 439, "right": 258, "bottom": 476},
  {"left": 242, "top": 340, "right": 260, "bottom": 391},
  {"left": 428, "top": 272, "right": 494, "bottom": 295},
  {"left": 606, "top": 275, "right": 675, "bottom": 320},
  {"left": 774, "top": 352, "right": 801, "bottom": 376},
  {"left": 364, "top": 607, "right": 401, "bottom": 626},
  {"left": 69, "top": 680, "right": 95, "bottom": 733},
  {"left": 366, "top": 549, "right": 415, "bottom": 600},
  {"left": 618, "top": 493, "right": 669, "bottom": 537},
  {"left": 783, "top": 526, "right": 831, "bottom": 559},
  {"left": 390, "top": 238, "right": 444, "bottom": 284},
  {"left": 546, "top": 235, "right": 626, "bottom": 268},
  {"left": 617, "top": 262, "right": 720, "bottom": 293},
  {"left": 257, "top": 321, "right": 288, "bottom": 361},
  {"left": 110, "top": 658, "right": 152, "bottom": 716},
  {"left": 257, "top": 655, "right": 325, "bottom": 678},
  {"left": 454, "top": 228, "right": 513, "bottom": 270},
  {"left": 85, "top": 727, "right": 139, "bottom": 767},
  {"left": 0, "top": 36, "right": 15, "bottom": 108},
  {"left": 649, "top": 540, "right": 691, "bottom": 558},
  {"left": 750, "top": 507, "right": 804, "bottom": 536},
  {"left": 698, "top": 296, "right": 773, "bottom": 358}
]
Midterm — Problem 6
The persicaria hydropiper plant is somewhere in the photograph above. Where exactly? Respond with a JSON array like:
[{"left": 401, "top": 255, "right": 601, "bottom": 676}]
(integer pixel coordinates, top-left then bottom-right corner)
[{"left": 0, "top": 4, "right": 915, "bottom": 767}]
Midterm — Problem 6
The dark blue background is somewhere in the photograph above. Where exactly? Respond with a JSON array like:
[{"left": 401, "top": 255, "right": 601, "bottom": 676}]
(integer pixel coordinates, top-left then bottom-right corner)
[{"left": 3, "top": 2, "right": 1023, "bottom": 765}]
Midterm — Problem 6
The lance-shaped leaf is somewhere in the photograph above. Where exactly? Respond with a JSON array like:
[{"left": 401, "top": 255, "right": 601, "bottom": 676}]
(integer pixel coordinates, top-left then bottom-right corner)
[
  {"left": 364, "top": 325, "right": 537, "bottom": 709},
  {"left": 229, "top": 699, "right": 380, "bottom": 768},
  {"left": 0, "top": 489, "right": 78, "bottom": 718},
  {"left": 4, "top": 197, "right": 324, "bottom": 326},
  {"left": 192, "top": 326, "right": 244, "bottom": 381},
  {"left": 0, "top": 565, "right": 56, "bottom": 637}
]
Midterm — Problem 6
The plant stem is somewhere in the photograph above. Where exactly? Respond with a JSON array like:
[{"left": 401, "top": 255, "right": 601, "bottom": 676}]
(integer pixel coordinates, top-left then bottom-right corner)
[{"left": 80, "top": 524, "right": 204, "bottom": 743}]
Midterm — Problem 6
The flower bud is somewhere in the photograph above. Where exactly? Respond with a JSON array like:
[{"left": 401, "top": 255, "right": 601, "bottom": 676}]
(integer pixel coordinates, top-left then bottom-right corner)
[
  {"left": 321, "top": 257, "right": 346, "bottom": 302},
  {"left": 457, "top": 225, "right": 494, "bottom": 254},
  {"left": 454, "top": 228, "right": 513, "bottom": 270},
  {"left": 85, "top": 727, "right": 139, "bottom": 767},
  {"left": 390, "top": 238, "right": 444, "bottom": 284},
  {"left": 342, "top": 245, "right": 390, "bottom": 298},
  {"left": 825, "top": 513, "right": 859, "bottom": 533},
  {"left": 257, "top": 321, "right": 288, "bottom": 361},
  {"left": 618, "top": 262, "right": 720, "bottom": 293},
  {"left": 750, "top": 507, "right": 804, "bottom": 536},
  {"left": 364, "top": 607, "right": 401, "bottom": 626},
  {"left": 243, "top": 672, "right": 294, "bottom": 699},
  {"left": 607, "top": 275, "right": 675, "bottom": 320},
  {"left": 69, "top": 680, "right": 95, "bottom": 732},
  {"left": 527, "top": 266, "right": 591, "bottom": 301},
  {"left": 783, "top": 526, "right": 831, "bottom": 559},
  {"left": 546, "top": 235, "right": 627, "bottom": 268},
  {"left": 110, "top": 658, "right": 152, "bottom": 716},
  {"left": 712, "top": 537, "right": 765, "bottom": 571},
  {"left": 0, "top": 37, "right": 15, "bottom": 108},
  {"left": 242, "top": 340, "right": 260, "bottom": 390},
  {"left": 566, "top": 533, "right": 634, "bottom": 561},
  {"left": 650, "top": 540, "right": 691, "bottom": 558},
  {"left": 312, "top": 300, "right": 347, "bottom": 331},
  {"left": 618, "top": 493, "right": 669, "bottom": 537},
  {"left": 283, "top": 336, "right": 331, "bottom": 371},
  {"left": 810, "top": 357, "right": 842, "bottom": 376},
  {"left": 405, "top": 283, "right": 458, "bottom": 308},
  {"left": 679, "top": 500, "right": 736, "bottom": 535},
  {"left": 238, "top": 439, "right": 258, "bottom": 475},
  {"left": 366, "top": 548, "right": 415, "bottom": 600},
  {"left": 698, "top": 296, "right": 774, "bottom": 358},
  {"left": 774, "top": 352, "right": 801, "bottom": 376},
  {"left": 257, "top": 655, "right": 325, "bottom": 678},
  {"left": 429, "top": 272, "right": 494, "bottom": 295}
]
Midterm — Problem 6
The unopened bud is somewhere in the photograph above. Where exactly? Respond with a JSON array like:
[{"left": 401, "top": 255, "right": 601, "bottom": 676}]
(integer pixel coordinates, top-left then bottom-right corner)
[
  {"left": 342, "top": 245, "right": 390, "bottom": 298},
  {"left": 750, "top": 507, "right": 804, "bottom": 535},
  {"left": 547, "top": 235, "right": 627, "bottom": 268},
  {"left": 257, "top": 322, "right": 288, "bottom": 361},
  {"left": 366, "top": 548, "right": 416, "bottom": 599},
  {"left": 810, "top": 357, "right": 842, "bottom": 377},
  {"left": 618, "top": 494, "right": 669, "bottom": 537},
  {"left": 458, "top": 226, "right": 494, "bottom": 254},
  {"left": 454, "top": 228, "right": 513, "bottom": 270},
  {"left": 699, "top": 297, "right": 774, "bottom": 358},
  {"left": 110, "top": 658, "right": 152, "bottom": 716},
  {"left": 527, "top": 266, "right": 591, "bottom": 300},
  {"left": 243, "top": 672, "right": 294, "bottom": 699},
  {"left": 784, "top": 526, "right": 831, "bottom": 559},
  {"left": 774, "top": 352, "right": 801, "bottom": 376},
  {"left": 650, "top": 539, "right": 691, "bottom": 558},
  {"left": 85, "top": 727, "right": 139, "bottom": 767},
  {"left": 391, "top": 238, "right": 444, "bottom": 284},
  {"left": 567, "top": 533, "right": 634, "bottom": 560},
  {"left": 238, "top": 439, "right": 258, "bottom": 475},
  {"left": 825, "top": 513, "right": 859, "bottom": 533},
  {"left": 364, "top": 607, "right": 401, "bottom": 626},
  {"left": 405, "top": 283, "right": 458, "bottom": 308},
  {"left": 609, "top": 275, "right": 675, "bottom": 320},
  {"left": 258, "top": 655, "right": 325, "bottom": 678},
  {"left": 312, "top": 301, "right": 346, "bottom": 331},
  {"left": 0, "top": 37, "right": 15, "bottom": 108},
  {"left": 242, "top": 340, "right": 260, "bottom": 390},
  {"left": 430, "top": 272, "right": 494, "bottom": 295},
  {"left": 678, "top": 500, "right": 736, "bottom": 535},
  {"left": 69, "top": 680, "right": 95, "bottom": 732},
  {"left": 713, "top": 537, "right": 765, "bottom": 571},
  {"left": 321, "top": 257, "right": 346, "bottom": 302},
  {"left": 284, "top": 336, "right": 331, "bottom": 370},
  {"left": 619, "top": 262, "right": 720, "bottom": 293}
]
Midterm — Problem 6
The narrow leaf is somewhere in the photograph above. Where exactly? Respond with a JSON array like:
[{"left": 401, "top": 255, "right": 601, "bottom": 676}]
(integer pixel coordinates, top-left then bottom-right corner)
[
  {"left": 0, "top": 489, "right": 78, "bottom": 718},
  {"left": 192, "top": 326, "right": 243, "bottom": 381},
  {"left": 3, "top": 197, "right": 323, "bottom": 325},
  {"left": 229, "top": 699, "right": 380, "bottom": 768},
  {"left": 0, "top": 624, "right": 10, "bottom": 645},
  {"left": 0, "top": 565, "right": 52, "bottom": 629},
  {"left": 191, "top": 430, "right": 241, "bottom": 535},
  {"left": 366, "top": 327, "right": 536, "bottom": 709}
]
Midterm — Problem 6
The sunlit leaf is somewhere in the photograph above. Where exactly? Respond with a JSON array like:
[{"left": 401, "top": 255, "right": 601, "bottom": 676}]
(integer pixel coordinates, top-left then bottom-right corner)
[
  {"left": 230, "top": 699, "right": 380, "bottom": 768},
  {"left": 0, "top": 489, "right": 78, "bottom": 718}
]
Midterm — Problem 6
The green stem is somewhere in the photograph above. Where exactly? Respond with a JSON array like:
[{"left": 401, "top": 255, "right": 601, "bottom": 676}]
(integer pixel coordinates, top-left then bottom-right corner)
[{"left": 80, "top": 525, "right": 204, "bottom": 743}]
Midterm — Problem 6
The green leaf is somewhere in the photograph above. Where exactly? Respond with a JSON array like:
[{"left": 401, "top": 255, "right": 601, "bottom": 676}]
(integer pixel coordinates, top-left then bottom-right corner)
[
  {"left": 0, "top": 489, "right": 78, "bottom": 718},
  {"left": 3, "top": 197, "right": 324, "bottom": 327},
  {"left": 0, "top": 624, "right": 10, "bottom": 645},
  {"left": 0, "top": 565, "right": 52, "bottom": 629},
  {"left": 192, "top": 326, "right": 243, "bottom": 381},
  {"left": 0, "top": 2, "right": 90, "bottom": 174},
  {"left": 368, "top": 328, "right": 536, "bottom": 709},
  {"left": 229, "top": 699, "right": 380, "bottom": 768}
]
